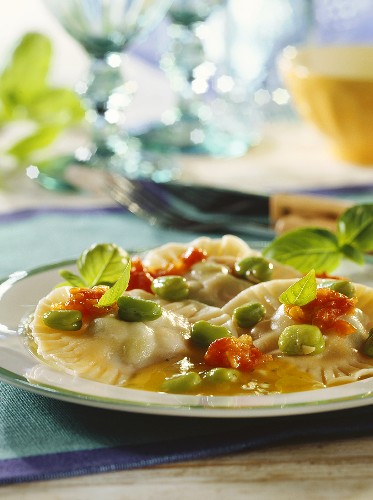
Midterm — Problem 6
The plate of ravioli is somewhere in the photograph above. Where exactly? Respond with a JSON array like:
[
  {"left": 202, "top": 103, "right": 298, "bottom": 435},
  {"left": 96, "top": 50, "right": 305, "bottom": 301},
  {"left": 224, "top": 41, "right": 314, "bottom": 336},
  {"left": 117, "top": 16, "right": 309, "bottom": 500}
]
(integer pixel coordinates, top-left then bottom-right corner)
[{"left": 1, "top": 204, "right": 373, "bottom": 417}]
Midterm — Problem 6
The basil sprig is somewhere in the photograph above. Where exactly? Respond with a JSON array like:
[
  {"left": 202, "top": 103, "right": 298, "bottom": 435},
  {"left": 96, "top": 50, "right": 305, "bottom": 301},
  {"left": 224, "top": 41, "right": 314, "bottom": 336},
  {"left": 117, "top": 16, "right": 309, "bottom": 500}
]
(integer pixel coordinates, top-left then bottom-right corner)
[
  {"left": 59, "top": 243, "right": 129, "bottom": 288},
  {"left": 59, "top": 243, "right": 132, "bottom": 307},
  {"left": 97, "top": 261, "right": 131, "bottom": 307},
  {"left": 0, "top": 32, "right": 84, "bottom": 183},
  {"left": 263, "top": 204, "right": 373, "bottom": 273},
  {"left": 279, "top": 270, "right": 317, "bottom": 306}
]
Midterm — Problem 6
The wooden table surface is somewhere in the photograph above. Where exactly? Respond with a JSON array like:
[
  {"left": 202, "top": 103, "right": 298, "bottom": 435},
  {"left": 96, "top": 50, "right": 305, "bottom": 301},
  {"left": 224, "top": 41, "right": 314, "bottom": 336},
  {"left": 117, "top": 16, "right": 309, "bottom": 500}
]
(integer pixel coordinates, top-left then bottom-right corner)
[{"left": 2, "top": 435, "right": 373, "bottom": 499}]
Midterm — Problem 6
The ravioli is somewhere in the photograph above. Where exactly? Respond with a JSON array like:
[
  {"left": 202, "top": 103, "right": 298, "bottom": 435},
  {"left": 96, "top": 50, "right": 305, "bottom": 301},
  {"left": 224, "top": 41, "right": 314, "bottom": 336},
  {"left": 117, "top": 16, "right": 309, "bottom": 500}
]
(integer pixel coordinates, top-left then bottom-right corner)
[
  {"left": 142, "top": 235, "right": 253, "bottom": 270},
  {"left": 30, "top": 286, "right": 191, "bottom": 385},
  {"left": 142, "top": 235, "right": 300, "bottom": 307},
  {"left": 223, "top": 279, "right": 373, "bottom": 386}
]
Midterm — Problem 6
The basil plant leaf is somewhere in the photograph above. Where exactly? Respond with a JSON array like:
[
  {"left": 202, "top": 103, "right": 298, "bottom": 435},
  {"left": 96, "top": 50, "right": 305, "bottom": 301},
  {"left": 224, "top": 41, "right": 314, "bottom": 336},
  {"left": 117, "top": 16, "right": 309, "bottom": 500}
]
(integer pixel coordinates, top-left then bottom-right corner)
[
  {"left": 28, "top": 88, "right": 85, "bottom": 126},
  {"left": 7, "top": 124, "right": 62, "bottom": 159},
  {"left": 340, "top": 244, "right": 365, "bottom": 265},
  {"left": 58, "top": 270, "right": 87, "bottom": 288},
  {"left": 0, "top": 33, "right": 51, "bottom": 108},
  {"left": 78, "top": 243, "right": 129, "bottom": 287},
  {"left": 337, "top": 204, "right": 373, "bottom": 252},
  {"left": 97, "top": 261, "right": 131, "bottom": 307},
  {"left": 263, "top": 228, "right": 341, "bottom": 273},
  {"left": 0, "top": 32, "right": 85, "bottom": 167},
  {"left": 279, "top": 270, "right": 317, "bottom": 306}
]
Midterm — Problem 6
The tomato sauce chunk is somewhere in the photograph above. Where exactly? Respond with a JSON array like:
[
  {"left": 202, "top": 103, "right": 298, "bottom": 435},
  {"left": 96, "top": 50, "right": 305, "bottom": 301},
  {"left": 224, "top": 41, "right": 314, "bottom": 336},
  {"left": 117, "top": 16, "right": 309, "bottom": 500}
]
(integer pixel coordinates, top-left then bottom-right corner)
[
  {"left": 204, "top": 335, "right": 272, "bottom": 372},
  {"left": 127, "top": 256, "right": 154, "bottom": 293},
  {"left": 155, "top": 247, "right": 207, "bottom": 277},
  {"left": 285, "top": 287, "right": 357, "bottom": 336},
  {"left": 53, "top": 285, "right": 116, "bottom": 321}
]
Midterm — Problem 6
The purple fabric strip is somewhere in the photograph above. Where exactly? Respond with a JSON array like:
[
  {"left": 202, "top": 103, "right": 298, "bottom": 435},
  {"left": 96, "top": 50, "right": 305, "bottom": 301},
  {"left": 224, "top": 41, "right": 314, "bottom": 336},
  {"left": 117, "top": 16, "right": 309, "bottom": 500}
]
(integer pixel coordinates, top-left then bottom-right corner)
[
  {"left": 0, "top": 427, "right": 320, "bottom": 484},
  {"left": 0, "top": 206, "right": 125, "bottom": 223},
  {"left": 295, "top": 185, "right": 373, "bottom": 197},
  {"left": 2, "top": 405, "right": 373, "bottom": 485}
]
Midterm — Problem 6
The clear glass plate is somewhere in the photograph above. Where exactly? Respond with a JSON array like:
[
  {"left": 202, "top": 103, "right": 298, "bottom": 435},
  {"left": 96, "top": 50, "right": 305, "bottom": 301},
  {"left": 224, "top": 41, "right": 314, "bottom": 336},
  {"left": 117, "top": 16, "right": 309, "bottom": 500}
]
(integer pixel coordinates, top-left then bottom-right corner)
[{"left": 1, "top": 257, "right": 373, "bottom": 418}]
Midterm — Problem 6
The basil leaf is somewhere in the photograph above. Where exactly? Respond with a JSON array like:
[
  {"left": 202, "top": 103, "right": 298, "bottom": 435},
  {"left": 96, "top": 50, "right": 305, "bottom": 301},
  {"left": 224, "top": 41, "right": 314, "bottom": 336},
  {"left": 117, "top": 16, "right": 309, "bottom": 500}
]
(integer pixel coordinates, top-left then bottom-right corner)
[
  {"left": 279, "top": 270, "right": 317, "bottom": 306},
  {"left": 28, "top": 88, "right": 85, "bottom": 126},
  {"left": 58, "top": 270, "right": 87, "bottom": 287},
  {"left": 97, "top": 261, "right": 131, "bottom": 307},
  {"left": 0, "top": 32, "right": 85, "bottom": 168},
  {"left": 78, "top": 243, "right": 129, "bottom": 287},
  {"left": 7, "top": 124, "right": 62, "bottom": 159},
  {"left": 337, "top": 204, "right": 373, "bottom": 252},
  {"left": 340, "top": 244, "right": 365, "bottom": 265},
  {"left": 263, "top": 228, "right": 341, "bottom": 273},
  {"left": 0, "top": 33, "right": 51, "bottom": 107}
]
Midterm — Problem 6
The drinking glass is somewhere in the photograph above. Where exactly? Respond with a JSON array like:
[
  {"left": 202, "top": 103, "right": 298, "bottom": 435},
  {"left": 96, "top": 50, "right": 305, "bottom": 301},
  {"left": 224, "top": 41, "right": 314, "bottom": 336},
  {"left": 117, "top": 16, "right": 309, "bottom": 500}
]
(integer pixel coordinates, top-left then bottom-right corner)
[
  {"left": 138, "top": 0, "right": 262, "bottom": 158},
  {"left": 43, "top": 0, "right": 175, "bottom": 182}
]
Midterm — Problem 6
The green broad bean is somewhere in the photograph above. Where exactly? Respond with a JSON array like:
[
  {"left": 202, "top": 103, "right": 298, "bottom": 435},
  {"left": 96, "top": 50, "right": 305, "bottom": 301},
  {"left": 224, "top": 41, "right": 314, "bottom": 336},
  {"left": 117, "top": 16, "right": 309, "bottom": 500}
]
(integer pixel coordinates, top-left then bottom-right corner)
[
  {"left": 190, "top": 320, "right": 233, "bottom": 347},
  {"left": 203, "top": 367, "right": 240, "bottom": 384},
  {"left": 43, "top": 310, "right": 82, "bottom": 331},
  {"left": 161, "top": 372, "right": 201, "bottom": 393},
  {"left": 117, "top": 296, "right": 162, "bottom": 322},
  {"left": 151, "top": 275, "right": 189, "bottom": 301},
  {"left": 363, "top": 328, "right": 373, "bottom": 357},
  {"left": 327, "top": 280, "right": 356, "bottom": 298},
  {"left": 278, "top": 324, "right": 325, "bottom": 356},
  {"left": 234, "top": 256, "right": 273, "bottom": 283},
  {"left": 233, "top": 302, "right": 266, "bottom": 329}
]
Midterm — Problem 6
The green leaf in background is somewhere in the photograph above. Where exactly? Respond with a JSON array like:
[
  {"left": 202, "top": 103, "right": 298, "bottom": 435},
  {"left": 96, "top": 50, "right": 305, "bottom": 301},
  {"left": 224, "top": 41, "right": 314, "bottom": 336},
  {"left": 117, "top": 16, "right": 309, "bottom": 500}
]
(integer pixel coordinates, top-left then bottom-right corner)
[
  {"left": 337, "top": 204, "right": 373, "bottom": 252},
  {"left": 7, "top": 124, "right": 62, "bottom": 160},
  {"left": 263, "top": 227, "right": 341, "bottom": 273},
  {"left": 0, "top": 32, "right": 85, "bottom": 174},
  {"left": 97, "top": 261, "right": 132, "bottom": 307},
  {"left": 340, "top": 244, "right": 365, "bottom": 266},
  {"left": 29, "top": 88, "right": 85, "bottom": 126},
  {"left": 0, "top": 33, "right": 52, "bottom": 112},
  {"left": 279, "top": 269, "right": 317, "bottom": 306},
  {"left": 78, "top": 243, "right": 130, "bottom": 287}
]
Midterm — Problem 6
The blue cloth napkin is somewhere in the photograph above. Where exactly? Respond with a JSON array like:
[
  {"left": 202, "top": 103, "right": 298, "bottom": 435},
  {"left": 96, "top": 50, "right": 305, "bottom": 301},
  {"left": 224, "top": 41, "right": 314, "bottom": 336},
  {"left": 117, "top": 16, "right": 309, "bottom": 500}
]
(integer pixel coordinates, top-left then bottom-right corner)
[{"left": 1, "top": 206, "right": 373, "bottom": 485}]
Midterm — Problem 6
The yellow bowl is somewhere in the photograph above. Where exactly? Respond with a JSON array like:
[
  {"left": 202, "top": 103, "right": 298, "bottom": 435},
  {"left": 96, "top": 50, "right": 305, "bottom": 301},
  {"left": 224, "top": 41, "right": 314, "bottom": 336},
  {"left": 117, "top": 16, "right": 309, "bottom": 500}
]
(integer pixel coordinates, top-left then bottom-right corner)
[{"left": 279, "top": 45, "right": 373, "bottom": 165}]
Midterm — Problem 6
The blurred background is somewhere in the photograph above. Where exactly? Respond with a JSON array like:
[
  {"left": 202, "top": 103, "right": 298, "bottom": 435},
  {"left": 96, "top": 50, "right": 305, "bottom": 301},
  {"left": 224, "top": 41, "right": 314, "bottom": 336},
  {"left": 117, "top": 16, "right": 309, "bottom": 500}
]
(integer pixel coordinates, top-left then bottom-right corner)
[{"left": 0, "top": 0, "right": 373, "bottom": 193}]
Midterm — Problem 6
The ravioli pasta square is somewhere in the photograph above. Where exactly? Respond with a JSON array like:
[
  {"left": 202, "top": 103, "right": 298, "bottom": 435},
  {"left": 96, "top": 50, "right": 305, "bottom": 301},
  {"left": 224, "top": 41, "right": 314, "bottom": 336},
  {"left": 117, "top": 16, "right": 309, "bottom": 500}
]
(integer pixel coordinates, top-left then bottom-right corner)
[{"left": 222, "top": 279, "right": 373, "bottom": 386}]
